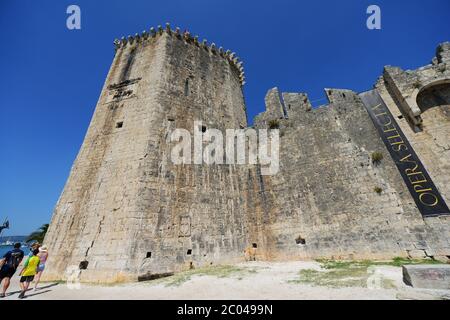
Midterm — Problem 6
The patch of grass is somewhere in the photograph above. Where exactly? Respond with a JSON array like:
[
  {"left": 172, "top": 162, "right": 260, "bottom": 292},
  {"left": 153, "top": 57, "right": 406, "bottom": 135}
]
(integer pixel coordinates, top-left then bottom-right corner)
[
  {"left": 290, "top": 258, "right": 441, "bottom": 288},
  {"left": 289, "top": 267, "right": 368, "bottom": 288},
  {"left": 371, "top": 152, "right": 383, "bottom": 164},
  {"left": 147, "top": 265, "right": 258, "bottom": 287},
  {"left": 374, "top": 186, "right": 383, "bottom": 194},
  {"left": 383, "top": 257, "right": 442, "bottom": 267},
  {"left": 315, "top": 259, "right": 358, "bottom": 269},
  {"left": 268, "top": 119, "right": 280, "bottom": 129},
  {"left": 317, "top": 257, "right": 440, "bottom": 269}
]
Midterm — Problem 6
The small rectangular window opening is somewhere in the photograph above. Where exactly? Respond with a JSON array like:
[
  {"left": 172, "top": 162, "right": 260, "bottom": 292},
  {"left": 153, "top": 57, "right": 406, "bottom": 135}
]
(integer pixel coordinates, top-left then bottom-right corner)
[
  {"left": 146, "top": 252, "right": 152, "bottom": 258},
  {"left": 187, "top": 249, "right": 192, "bottom": 255},
  {"left": 116, "top": 121, "right": 123, "bottom": 128},
  {"left": 184, "top": 79, "right": 190, "bottom": 96},
  {"left": 295, "top": 236, "right": 306, "bottom": 245}
]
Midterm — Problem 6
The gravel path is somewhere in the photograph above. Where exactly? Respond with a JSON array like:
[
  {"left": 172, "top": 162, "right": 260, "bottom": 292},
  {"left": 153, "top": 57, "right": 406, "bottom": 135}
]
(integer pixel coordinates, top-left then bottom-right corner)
[{"left": 2, "top": 261, "right": 449, "bottom": 300}]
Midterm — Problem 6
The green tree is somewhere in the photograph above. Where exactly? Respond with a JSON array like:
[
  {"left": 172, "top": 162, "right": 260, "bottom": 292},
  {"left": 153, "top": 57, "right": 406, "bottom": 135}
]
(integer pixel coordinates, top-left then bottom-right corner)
[{"left": 26, "top": 224, "right": 49, "bottom": 243}]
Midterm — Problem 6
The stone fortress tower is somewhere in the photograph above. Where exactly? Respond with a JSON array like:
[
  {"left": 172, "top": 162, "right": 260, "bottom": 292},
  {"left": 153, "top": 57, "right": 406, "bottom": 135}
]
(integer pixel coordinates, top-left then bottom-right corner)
[{"left": 42, "top": 23, "right": 450, "bottom": 283}]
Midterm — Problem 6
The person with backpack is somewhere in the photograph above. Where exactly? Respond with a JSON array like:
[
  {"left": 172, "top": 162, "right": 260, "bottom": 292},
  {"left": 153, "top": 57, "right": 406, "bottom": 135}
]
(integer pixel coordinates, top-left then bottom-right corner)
[{"left": 0, "top": 242, "right": 25, "bottom": 298}]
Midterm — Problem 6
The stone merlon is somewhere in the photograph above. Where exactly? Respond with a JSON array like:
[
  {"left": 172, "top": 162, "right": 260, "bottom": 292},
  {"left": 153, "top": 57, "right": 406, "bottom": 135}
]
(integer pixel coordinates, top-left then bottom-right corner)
[
  {"left": 436, "top": 42, "right": 450, "bottom": 64},
  {"left": 325, "top": 88, "right": 358, "bottom": 104},
  {"left": 282, "top": 92, "right": 312, "bottom": 116},
  {"left": 264, "top": 87, "right": 285, "bottom": 119}
]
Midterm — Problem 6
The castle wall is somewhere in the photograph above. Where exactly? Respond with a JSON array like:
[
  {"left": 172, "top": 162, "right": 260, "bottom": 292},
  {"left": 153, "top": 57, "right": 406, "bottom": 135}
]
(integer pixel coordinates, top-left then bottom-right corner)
[
  {"left": 377, "top": 53, "right": 450, "bottom": 208},
  {"left": 43, "top": 30, "right": 450, "bottom": 284},
  {"left": 251, "top": 87, "right": 450, "bottom": 260},
  {"left": 375, "top": 43, "right": 450, "bottom": 257}
]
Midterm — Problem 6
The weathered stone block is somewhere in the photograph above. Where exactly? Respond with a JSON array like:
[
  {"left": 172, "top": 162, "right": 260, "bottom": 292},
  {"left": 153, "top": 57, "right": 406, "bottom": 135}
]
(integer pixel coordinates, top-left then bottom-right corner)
[
  {"left": 433, "top": 256, "right": 450, "bottom": 263},
  {"left": 403, "top": 265, "right": 450, "bottom": 289},
  {"left": 407, "top": 249, "right": 427, "bottom": 259}
]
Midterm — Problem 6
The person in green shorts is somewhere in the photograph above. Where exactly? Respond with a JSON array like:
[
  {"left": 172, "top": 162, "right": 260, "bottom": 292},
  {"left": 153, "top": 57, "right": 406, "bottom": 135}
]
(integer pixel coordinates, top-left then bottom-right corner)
[{"left": 18, "top": 248, "right": 40, "bottom": 299}]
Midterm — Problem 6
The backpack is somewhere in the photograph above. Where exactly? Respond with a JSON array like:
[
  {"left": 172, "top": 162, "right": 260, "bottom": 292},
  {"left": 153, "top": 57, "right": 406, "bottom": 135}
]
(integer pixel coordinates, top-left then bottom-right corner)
[{"left": 6, "top": 250, "right": 23, "bottom": 269}]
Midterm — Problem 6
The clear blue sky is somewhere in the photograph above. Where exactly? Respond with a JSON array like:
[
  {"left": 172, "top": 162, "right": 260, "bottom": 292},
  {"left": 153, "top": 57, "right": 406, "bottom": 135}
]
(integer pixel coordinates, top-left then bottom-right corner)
[{"left": 0, "top": 0, "right": 449, "bottom": 236}]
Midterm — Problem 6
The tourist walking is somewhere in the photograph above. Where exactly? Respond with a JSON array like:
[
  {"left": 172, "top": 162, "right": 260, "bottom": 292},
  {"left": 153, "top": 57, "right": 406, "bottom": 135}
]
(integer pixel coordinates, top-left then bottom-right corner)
[
  {"left": 0, "top": 243, "right": 25, "bottom": 298},
  {"left": 33, "top": 245, "right": 48, "bottom": 290},
  {"left": 28, "top": 242, "right": 40, "bottom": 257},
  {"left": 18, "top": 248, "right": 40, "bottom": 299}
]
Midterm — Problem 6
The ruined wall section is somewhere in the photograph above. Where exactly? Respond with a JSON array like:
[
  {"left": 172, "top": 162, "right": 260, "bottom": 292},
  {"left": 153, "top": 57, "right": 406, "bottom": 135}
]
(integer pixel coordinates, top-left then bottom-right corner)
[
  {"left": 377, "top": 43, "right": 450, "bottom": 207},
  {"left": 251, "top": 88, "right": 444, "bottom": 260},
  {"left": 376, "top": 42, "right": 450, "bottom": 258}
]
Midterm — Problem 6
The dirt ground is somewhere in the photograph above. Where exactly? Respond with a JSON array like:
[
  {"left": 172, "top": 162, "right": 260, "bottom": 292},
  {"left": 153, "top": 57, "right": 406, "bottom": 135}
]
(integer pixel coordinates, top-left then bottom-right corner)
[{"left": 2, "top": 261, "right": 449, "bottom": 300}]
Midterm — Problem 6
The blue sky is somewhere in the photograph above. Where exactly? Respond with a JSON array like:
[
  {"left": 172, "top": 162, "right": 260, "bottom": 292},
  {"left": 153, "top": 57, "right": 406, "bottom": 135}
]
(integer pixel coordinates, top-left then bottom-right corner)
[{"left": 0, "top": 0, "right": 449, "bottom": 236}]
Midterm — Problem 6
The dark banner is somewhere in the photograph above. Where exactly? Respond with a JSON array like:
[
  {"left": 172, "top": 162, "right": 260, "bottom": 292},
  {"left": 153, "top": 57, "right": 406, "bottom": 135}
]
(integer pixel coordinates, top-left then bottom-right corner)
[{"left": 359, "top": 90, "right": 450, "bottom": 218}]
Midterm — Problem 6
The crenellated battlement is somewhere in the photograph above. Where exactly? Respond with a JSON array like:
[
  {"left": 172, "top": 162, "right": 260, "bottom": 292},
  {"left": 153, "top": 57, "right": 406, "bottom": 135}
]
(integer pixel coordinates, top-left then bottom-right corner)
[
  {"left": 254, "top": 87, "right": 364, "bottom": 128},
  {"left": 113, "top": 23, "right": 245, "bottom": 86}
]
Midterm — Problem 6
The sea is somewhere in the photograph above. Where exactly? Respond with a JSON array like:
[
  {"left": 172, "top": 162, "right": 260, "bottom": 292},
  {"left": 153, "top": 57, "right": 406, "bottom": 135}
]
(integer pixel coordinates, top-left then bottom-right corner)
[
  {"left": 0, "top": 236, "right": 28, "bottom": 258},
  {"left": 0, "top": 245, "right": 30, "bottom": 258},
  {"left": 0, "top": 245, "right": 13, "bottom": 257}
]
